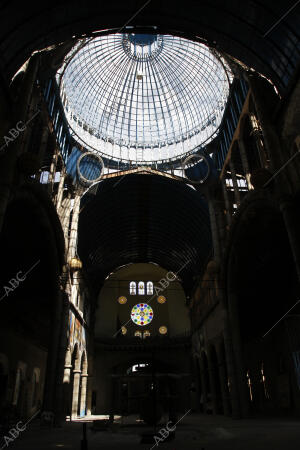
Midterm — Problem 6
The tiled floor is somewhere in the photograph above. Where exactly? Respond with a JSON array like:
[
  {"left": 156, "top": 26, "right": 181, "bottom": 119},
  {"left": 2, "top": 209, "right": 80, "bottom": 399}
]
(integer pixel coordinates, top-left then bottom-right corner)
[{"left": 3, "top": 413, "right": 300, "bottom": 450}]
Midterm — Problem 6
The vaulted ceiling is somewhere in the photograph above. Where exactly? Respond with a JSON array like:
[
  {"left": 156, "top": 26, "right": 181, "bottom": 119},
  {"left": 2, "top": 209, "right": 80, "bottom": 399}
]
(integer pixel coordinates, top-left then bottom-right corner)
[
  {"left": 77, "top": 174, "right": 212, "bottom": 295},
  {"left": 0, "top": 1, "right": 299, "bottom": 93}
]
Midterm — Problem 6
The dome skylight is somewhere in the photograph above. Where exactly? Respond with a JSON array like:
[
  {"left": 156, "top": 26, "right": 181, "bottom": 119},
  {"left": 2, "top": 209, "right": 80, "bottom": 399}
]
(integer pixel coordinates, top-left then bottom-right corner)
[{"left": 59, "top": 33, "right": 232, "bottom": 164}]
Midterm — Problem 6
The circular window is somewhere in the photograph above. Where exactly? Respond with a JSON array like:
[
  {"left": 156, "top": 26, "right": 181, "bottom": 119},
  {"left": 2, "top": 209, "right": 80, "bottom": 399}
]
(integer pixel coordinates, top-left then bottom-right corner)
[
  {"left": 159, "top": 326, "right": 168, "bottom": 335},
  {"left": 131, "top": 303, "right": 154, "bottom": 326},
  {"left": 157, "top": 295, "right": 166, "bottom": 304},
  {"left": 76, "top": 151, "right": 104, "bottom": 186},
  {"left": 118, "top": 296, "right": 127, "bottom": 304}
]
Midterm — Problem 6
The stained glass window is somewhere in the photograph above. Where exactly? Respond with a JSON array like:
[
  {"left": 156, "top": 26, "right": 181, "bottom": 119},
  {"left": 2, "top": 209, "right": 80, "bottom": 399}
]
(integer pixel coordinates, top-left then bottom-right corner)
[
  {"left": 131, "top": 303, "right": 154, "bottom": 326},
  {"left": 138, "top": 281, "right": 145, "bottom": 295},
  {"left": 147, "top": 281, "right": 154, "bottom": 295},
  {"left": 159, "top": 326, "right": 168, "bottom": 335},
  {"left": 129, "top": 281, "right": 136, "bottom": 295}
]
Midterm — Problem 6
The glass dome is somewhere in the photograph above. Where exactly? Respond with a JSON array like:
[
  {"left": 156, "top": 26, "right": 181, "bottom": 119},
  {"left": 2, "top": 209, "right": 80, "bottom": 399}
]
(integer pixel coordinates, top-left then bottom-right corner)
[{"left": 59, "top": 33, "right": 232, "bottom": 164}]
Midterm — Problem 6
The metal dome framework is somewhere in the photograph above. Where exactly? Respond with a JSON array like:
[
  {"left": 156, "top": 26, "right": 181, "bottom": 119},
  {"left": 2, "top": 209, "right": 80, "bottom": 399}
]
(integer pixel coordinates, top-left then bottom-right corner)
[{"left": 59, "top": 33, "right": 232, "bottom": 165}]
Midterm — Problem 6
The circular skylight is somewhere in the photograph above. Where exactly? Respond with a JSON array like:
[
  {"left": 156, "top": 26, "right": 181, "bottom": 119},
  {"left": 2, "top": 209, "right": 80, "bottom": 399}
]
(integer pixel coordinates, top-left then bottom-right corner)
[{"left": 59, "top": 33, "right": 232, "bottom": 164}]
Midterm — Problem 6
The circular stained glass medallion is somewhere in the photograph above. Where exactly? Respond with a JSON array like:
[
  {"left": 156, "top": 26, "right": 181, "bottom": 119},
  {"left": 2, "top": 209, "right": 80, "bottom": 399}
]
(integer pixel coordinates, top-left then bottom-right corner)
[
  {"left": 118, "top": 296, "right": 127, "bottom": 304},
  {"left": 159, "top": 326, "right": 168, "bottom": 335},
  {"left": 131, "top": 303, "right": 154, "bottom": 326}
]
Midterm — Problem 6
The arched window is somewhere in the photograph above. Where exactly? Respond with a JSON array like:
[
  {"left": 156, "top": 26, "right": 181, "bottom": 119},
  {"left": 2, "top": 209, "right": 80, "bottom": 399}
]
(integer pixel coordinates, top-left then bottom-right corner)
[
  {"left": 138, "top": 281, "right": 145, "bottom": 295},
  {"left": 129, "top": 281, "right": 136, "bottom": 295},
  {"left": 146, "top": 281, "right": 153, "bottom": 295}
]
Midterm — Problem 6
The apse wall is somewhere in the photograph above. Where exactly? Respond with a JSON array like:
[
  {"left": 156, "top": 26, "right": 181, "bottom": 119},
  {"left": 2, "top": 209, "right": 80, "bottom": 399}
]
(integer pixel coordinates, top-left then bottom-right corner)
[{"left": 95, "top": 263, "right": 190, "bottom": 338}]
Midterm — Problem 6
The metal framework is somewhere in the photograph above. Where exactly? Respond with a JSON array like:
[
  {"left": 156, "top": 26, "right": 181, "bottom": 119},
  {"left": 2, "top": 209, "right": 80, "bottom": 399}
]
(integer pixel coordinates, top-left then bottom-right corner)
[{"left": 58, "top": 33, "right": 232, "bottom": 165}]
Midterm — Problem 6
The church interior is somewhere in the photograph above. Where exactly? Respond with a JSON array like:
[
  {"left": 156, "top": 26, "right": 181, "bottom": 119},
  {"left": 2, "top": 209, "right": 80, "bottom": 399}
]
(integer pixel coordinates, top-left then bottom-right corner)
[{"left": 0, "top": 1, "right": 300, "bottom": 449}]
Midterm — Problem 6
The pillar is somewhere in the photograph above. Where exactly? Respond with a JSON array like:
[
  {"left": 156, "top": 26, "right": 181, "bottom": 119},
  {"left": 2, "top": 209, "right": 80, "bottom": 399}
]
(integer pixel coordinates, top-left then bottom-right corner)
[
  {"left": 229, "top": 159, "right": 241, "bottom": 206},
  {"left": 246, "top": 74, "right": 291, "bottom": 191},
  {"left": 223, "top": 318, "right": 242, "bottom": 418},
  {"left": 249, "top": 113, "right": 268, "bottom": 167},
  {"left": 68, "top": 194, "right": 81, "bottom": 260},
  {"left": 238, "top": 138, "right": 253, "bottom": 190},
  {"left": 62, "top": 353, "right": 72, "bottom": 417},
  {"left": 42, "top": 287, "right": 64, "bottom": 414},
  {"left": 207, "top": 195, "right": 221, "bottom": 261},
  {"left": 47, "top": 149, "right": 58, "bottom": 195},
  {"left": 79, "top": 374, "right": 88, "bottom": 417},
  {"left": 53, "top": 286, "right": 71, "bottom": 425},
  {"left": 61, "top": 196, "right": 72, "bottom": 249},
  {"left": 217, "top": 345, "right": 231, "bottom": 416},
  {"left": 56, "top": 169, "right": 66, "bottom": 211},
  {"left": 221, "top": 176, "right": 232, "bottom": 227},
  {"left": 226, "top": 292, "right": 250, "bottom": 418},
  {"left": 207, "top": 350, "right": 219, "bottom": 415},
  {"left": 86, "top": 331, "right": 95, "bottom": 416},
  {"left": 71, "top": 369, "right": 81, "bottom": 419}
]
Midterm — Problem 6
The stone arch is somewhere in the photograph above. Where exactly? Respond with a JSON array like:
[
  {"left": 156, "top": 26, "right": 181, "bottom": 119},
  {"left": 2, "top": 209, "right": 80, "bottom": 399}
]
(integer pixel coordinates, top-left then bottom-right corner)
[
  {"left": 225, "top": 192, "right": 299, "bottom": 416},
  {"left": 200, "top": 350, "right": 211, "bottom": 414}
]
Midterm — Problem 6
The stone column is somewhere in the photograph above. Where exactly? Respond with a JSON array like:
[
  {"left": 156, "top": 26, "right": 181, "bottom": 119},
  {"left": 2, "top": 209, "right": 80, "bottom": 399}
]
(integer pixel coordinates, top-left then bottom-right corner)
[
  {"left": 62, "top": 353, "right": 73, "bottom": 417},
  {"left": 61, "top": 196, "right": 72, "bottom": 250},
  {"left": 79, "top": 374, "right": 88, "bottom": 417},
  {"left": 217, "top": 345, "right": 231, "bottom": 416},
  {"left": 207, "top": 194, "right": 221, "bottom": 261},
  {"left": 249, "top": 113, "right": 268, "bottom": 167},
  {"left": 68, "top": 194, "right": 81, "bottom": 261},
  {"left": 47, "top": 149, "right": 58, "bottom": 195},
  {"left": 71, "top": 369, "right": 81, "bottom": 419},
  {"left": 194, "top": 357, "right": 202, "bottom": 412},
  {"left": 214, "top": 199, "right": 227, "bottom": 251},
  {"left": 229, "top": 159, "right": 241, "bottom": 206},
  {"left": 42, "top": 286, "right": 64, "bottom": 414},
  {"left": 246, "top": 74, "right": 290, "bottom": 190},
  {"left": 221, "top": 176, "right": 232, "bottom": 227},
  {"left": 238, "top": 138, "right": 253, "bottom": 190},
  {"left": 223, "top": 317, "right": 242, "bottom": 418},
  {"left": 207, "top": 351, "right": 218, "bottom": 415},
  {"left": 56, "top": 169, "right": 65, "bottom": 211},
  {"left": 226, "top": 291, "right": 250, "bottom": 418},
  {"left": 53, "top": 285, "right": 71, "bottom": 425},
  {"left": 86, "top": 330, "right": 95, "bottom": 416}
]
